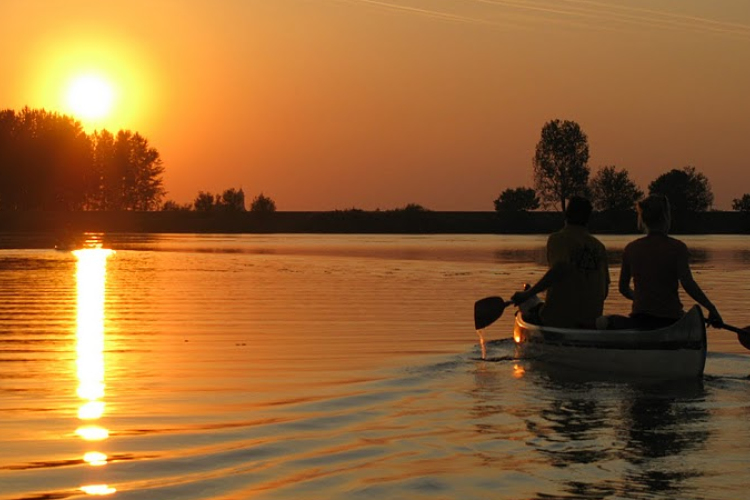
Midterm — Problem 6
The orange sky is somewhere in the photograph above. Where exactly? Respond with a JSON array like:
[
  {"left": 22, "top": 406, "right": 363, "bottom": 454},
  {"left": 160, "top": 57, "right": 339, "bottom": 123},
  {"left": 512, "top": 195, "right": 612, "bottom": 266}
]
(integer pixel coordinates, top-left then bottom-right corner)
[{"left": 3, "top": 0, "right": 749, "bottom": 210}]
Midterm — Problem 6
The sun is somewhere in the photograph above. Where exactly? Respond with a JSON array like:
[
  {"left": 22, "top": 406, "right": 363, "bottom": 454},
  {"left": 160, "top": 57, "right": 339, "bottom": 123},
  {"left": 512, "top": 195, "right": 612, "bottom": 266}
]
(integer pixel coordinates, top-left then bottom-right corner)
[
  {"left": 64, "top": 74, "right": 116, "bottom": 121},
  {"left": 33, "top": 39, "right": 161, "bottom": 132}
]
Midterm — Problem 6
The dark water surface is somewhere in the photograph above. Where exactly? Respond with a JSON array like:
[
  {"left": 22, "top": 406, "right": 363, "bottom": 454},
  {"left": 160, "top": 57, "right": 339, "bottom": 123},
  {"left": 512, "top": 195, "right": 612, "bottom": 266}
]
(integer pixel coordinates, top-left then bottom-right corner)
[{"left": 0, "top": 234, "right": 748, "bottom": 499}]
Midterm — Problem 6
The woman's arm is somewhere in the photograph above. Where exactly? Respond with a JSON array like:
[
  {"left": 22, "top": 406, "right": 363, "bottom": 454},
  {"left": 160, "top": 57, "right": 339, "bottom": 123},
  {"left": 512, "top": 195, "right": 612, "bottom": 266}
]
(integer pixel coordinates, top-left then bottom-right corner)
[
  {"left": 618, "top": 260, "right": 634, "bottom": 301},
  {"left": 679, "top": 266, "right": 723, "bottom": 326}
]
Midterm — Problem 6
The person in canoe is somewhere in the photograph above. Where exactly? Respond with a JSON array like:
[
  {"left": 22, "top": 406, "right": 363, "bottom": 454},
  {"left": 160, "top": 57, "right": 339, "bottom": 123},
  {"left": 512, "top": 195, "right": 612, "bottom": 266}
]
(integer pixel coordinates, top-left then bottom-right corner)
[
  {"left": 511, "top": 196, "right": 610, "bottom": 328},
  {"left": 607, "top": 194, "right": 722, "bottom": 329}
]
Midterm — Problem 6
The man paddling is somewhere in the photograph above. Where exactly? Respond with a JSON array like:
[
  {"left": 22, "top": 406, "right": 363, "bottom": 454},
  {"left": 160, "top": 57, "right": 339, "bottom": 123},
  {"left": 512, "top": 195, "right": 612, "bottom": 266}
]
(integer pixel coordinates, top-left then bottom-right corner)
[{"left": 511, "top": 196, "right": 609, "bottom": 328}]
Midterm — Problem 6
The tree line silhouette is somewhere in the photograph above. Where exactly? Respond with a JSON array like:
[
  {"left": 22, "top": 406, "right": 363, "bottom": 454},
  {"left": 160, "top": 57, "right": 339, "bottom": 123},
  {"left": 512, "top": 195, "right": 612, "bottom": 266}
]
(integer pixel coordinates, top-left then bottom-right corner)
[
  {"left": 495, "top": 118, "right": 750, "bottom": 214},
  {"left": 0, "top": 107, "right": 165, "bottom": 211},
  {"left": 0, "top": 107, "right": 277, "bottom": 213},
  {"left": 1, "top": 108, "right": 746, "bottom": 218},
  {"left": 167, "top": 189, "right": 277, "bottom": 213}
]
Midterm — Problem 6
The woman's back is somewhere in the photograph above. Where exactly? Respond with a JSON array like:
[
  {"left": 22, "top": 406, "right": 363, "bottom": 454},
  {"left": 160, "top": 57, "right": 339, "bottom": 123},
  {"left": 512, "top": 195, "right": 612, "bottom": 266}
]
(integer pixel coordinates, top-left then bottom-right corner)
[{"left": 622, "top": 233, "right": 689, "bottom": 319}]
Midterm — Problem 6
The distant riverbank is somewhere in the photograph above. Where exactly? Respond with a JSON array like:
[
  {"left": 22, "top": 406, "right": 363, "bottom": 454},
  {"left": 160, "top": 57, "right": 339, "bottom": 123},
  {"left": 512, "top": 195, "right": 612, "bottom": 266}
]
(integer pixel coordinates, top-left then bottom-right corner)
[{"left": 1, "top": 210, "right": 749, "bottom": 235}]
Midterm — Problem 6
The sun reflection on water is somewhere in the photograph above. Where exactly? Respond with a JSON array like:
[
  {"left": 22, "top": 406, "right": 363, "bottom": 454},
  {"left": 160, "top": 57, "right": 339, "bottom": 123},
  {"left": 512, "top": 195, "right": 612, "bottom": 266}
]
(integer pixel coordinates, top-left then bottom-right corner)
[
  {"left": 74, "top": 247, "right": 116, "bottom": 496},
  {"left": 76, "top": 425, "right": 110, "bottom": 441},
  {"left": 81, "top": 485, "right": 117, "bottom": 496},
  {"left": 84, "top": 451, "right": 109, "bottom": 467}
]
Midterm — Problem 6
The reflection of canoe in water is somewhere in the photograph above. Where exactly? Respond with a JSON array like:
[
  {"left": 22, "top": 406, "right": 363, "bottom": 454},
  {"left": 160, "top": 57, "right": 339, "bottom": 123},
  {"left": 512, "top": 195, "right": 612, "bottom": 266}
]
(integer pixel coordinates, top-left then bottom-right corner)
[{"left": 513, "top": 305, "right": 707, "bottom": 380}]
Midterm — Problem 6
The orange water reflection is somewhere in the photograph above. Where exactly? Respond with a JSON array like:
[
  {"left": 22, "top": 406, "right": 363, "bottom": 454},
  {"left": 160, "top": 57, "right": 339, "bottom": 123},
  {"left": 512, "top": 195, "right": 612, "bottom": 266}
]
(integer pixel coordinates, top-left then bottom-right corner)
[
  {"left": 81, "top": 485, "right": 117, "bottom": 495},
  {"left": 74, "top": 247, "right": 116, "bottom": 496}
]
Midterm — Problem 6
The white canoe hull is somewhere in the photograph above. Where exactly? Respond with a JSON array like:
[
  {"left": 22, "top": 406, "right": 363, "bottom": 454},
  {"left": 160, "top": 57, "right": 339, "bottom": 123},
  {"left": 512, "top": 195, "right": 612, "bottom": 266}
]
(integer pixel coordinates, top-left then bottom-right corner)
[{"left": 513, "top": 306, "right": 707, "bottom": 379}]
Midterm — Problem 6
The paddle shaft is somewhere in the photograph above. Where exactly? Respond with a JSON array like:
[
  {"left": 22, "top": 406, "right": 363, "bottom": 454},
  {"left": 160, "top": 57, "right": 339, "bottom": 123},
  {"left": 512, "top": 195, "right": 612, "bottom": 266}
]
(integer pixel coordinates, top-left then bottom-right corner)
[
  {"left": 716, "top": 322, "right": 750, "bottom": 339},
  {"left": 717, "top": 323, "right": 747, "bottom": 336}
]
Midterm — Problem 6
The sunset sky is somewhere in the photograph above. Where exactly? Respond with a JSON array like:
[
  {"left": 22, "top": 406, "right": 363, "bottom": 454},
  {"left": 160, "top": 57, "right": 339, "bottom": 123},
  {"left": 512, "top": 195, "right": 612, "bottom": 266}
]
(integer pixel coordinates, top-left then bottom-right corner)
[{"left": 3, "top": 0, "right": 749, "bottom": 210}]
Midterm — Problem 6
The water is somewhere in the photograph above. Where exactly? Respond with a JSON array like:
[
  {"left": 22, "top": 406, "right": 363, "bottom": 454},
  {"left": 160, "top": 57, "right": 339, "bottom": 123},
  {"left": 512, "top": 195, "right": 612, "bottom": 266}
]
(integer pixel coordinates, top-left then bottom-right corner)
[{"left": 0, "top": 233, "right": 748, "bottom": 500}]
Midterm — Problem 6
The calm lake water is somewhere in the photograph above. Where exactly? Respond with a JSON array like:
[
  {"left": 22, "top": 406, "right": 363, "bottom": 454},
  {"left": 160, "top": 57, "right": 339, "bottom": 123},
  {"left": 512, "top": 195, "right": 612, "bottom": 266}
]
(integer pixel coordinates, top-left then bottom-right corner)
[{"left": 0, "top": 233, "right": 748, "bottom": 500}]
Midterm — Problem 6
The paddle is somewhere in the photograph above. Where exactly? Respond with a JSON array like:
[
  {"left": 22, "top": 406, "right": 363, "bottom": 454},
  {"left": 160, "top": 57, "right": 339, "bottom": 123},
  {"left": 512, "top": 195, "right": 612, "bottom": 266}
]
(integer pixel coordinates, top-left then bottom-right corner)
[
  {"left": 474, "top": 296, "right": 513, "bottom": 330},
  {"left": 714, "top": 323, "right": 750, "bottom": 350}
]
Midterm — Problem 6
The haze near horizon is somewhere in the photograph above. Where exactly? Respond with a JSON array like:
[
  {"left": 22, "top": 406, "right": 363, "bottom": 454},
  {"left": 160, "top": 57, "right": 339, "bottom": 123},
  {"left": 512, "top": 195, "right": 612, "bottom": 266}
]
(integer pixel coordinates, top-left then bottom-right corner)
[{"left": 3, "top": 0, "right": 749, "bottom": 210}]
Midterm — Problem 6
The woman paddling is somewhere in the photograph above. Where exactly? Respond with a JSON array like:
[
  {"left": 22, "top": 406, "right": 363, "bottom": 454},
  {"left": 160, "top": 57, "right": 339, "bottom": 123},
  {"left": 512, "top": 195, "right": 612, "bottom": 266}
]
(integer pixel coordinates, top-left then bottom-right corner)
[{"left": 608, "top": 194, "right": 723, "bottom": 329}]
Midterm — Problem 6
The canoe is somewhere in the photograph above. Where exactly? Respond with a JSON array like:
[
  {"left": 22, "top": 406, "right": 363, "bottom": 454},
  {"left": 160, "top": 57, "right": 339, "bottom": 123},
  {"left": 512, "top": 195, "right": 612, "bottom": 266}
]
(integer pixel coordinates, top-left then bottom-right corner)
[{"left": 513, "top": 305, "right": 707, "bottom": 379}]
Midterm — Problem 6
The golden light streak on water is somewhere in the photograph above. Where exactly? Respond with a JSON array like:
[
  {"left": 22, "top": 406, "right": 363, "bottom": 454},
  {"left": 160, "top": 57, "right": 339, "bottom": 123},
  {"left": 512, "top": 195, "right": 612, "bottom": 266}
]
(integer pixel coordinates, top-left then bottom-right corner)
[
  {"left": 75, "top": 425, "right": 110, "bottom": 441},
  {"left": 78, "top": 401, "right": 106, "bottom": 420},
  {"left": 84, "top": 451, "right": 109, "bottom": 466},
  {"left": 77, "top": 380, "right": 105, "bottom": 400},
  {"left": 512, "top": 363, "right": 526, "bottom": 379},
  {"left": 80, "top": 484, "right": 117, "bottom": 495},
  {"left": 73, "top": 247, "right": 114, "bottom": 493}
]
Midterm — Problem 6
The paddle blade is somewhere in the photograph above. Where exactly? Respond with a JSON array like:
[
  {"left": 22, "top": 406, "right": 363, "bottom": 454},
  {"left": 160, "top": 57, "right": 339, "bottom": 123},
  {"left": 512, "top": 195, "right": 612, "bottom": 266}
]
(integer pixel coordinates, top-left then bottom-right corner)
[
  {"left": 738, "top": 325, "right": 750, "bottom": 350},
  {"left": 717, "top": 323, "right": 750, "bottom": 351},
  {"left": 474, "top": 296, "right": 507, "bottom": 330}
]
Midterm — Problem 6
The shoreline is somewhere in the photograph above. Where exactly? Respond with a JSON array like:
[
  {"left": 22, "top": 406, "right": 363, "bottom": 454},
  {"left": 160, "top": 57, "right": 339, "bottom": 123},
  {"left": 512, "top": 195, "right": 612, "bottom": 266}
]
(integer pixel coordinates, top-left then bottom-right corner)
[{"left": 0, "top": 210, "right": 748, "bottom": 235}]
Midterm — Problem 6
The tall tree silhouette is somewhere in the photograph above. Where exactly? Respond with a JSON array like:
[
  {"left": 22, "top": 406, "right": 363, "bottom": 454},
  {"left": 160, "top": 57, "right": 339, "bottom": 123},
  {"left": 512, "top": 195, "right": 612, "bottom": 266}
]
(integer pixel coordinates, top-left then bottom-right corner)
[
  {"left": 0, "top": 107, "right": 165, "bottom": 211},
  {"left": 90, "top": 130, "right": 115, "bottom": 210},
  {"left": 532, "top": 119, "right": 591, "bottom": 212},
  {"left": 108, "top": 131, "right": 165, "bottom": 210},
  {"left": 0, "top": 108, "right": 92, "bottom": 210}
]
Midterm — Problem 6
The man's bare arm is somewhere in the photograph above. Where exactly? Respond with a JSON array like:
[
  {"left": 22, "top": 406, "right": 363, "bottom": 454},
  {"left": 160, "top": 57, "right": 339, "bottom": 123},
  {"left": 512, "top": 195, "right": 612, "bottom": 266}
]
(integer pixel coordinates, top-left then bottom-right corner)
[{"left": 511, "top": 262, "right": 566, "bottom": 304}]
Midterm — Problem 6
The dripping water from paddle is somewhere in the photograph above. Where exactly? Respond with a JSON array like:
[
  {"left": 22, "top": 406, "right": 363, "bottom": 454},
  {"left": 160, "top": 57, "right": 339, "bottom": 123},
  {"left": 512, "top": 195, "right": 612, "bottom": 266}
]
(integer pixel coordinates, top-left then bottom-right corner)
[{"left": 476, "top": 328, "right": 487, "bottom": 359}]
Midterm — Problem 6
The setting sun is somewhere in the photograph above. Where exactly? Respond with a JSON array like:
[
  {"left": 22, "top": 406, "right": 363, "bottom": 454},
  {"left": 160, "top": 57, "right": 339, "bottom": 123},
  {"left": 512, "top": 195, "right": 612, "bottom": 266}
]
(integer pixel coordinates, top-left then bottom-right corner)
[
  {"left": 23, "top": 34, "right": 162, "bottom": 133},
  {"left": 65, "top": 74, "right": 115, "bottom": 121}
]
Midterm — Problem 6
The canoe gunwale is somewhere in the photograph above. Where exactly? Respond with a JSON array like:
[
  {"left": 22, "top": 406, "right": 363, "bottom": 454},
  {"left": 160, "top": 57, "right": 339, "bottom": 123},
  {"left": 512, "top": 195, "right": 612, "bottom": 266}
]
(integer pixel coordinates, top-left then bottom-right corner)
[
  {"left": 514, "top": 305, "right": 707, "bottom": 351},
  {"left": 522, "top": 337, "right": 705, "bottom": 351}
]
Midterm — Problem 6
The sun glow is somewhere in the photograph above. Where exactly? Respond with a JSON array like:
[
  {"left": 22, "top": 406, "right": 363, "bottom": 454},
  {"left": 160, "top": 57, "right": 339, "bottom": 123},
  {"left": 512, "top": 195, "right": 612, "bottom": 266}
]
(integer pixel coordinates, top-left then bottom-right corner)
[
  {"left": 29, "top": 36, "right": 161, "bottom": 132},
  {"left": 65, "top": 74, "right": 116, "bottom": 121}
]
